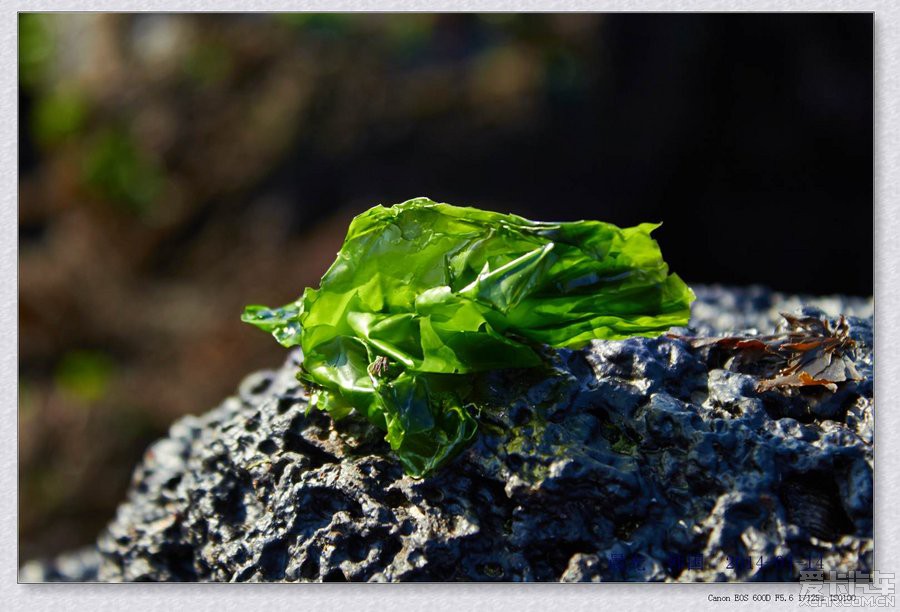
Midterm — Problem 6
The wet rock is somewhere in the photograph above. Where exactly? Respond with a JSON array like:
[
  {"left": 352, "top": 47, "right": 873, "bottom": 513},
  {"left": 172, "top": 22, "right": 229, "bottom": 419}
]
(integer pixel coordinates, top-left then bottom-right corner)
[{"left": 23, "top": 286, "right": 874, "bottom": 582}]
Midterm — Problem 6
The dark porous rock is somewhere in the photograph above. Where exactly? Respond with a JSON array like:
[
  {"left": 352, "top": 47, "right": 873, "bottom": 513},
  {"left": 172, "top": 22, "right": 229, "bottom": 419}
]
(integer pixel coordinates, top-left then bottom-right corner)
[
  {"left": 39, "top": 286, "right": 877, "bottom": 582},
  {"left": 18, "top": 547, "right": 102, "bottom": 583}
]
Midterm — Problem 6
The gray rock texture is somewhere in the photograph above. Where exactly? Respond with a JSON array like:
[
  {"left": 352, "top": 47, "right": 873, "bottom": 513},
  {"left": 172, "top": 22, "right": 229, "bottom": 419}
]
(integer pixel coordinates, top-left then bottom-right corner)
[
  {"left": 21, "top": 286, "right": 875, "bottom": 582},
  {"left": 18, "top": 547, "right": 101, "bottom": 583}
]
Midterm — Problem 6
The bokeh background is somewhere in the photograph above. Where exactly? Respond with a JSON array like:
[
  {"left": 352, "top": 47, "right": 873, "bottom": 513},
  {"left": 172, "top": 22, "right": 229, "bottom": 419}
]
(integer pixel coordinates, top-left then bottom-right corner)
[{"left": 19, "top": 13, "right": 873, "bottom": 562}]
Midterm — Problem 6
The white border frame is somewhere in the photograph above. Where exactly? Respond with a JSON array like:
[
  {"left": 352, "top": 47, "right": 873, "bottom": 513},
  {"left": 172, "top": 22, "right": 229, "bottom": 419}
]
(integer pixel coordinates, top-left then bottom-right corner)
[{"left": 5, "top": 3, "right": 895, "bottom": 611}]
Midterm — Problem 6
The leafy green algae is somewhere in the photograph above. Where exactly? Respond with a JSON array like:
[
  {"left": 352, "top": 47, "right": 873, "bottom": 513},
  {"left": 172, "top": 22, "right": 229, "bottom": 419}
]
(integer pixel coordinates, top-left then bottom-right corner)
[{"left": 243, "top": 197, "right": 694, "bottom": 477}]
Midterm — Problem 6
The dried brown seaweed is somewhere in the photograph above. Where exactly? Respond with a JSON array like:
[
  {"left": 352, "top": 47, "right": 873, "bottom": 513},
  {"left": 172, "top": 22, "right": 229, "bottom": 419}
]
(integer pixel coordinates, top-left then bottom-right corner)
[{"left": 674, "top": 314, "right": 861, "bottom": 394}]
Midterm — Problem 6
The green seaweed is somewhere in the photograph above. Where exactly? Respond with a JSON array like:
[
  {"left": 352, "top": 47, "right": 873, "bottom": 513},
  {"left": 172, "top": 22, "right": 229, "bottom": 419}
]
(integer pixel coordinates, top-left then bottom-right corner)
[{"left": 243, "top": 197, "right": 694, "bottom": 476}]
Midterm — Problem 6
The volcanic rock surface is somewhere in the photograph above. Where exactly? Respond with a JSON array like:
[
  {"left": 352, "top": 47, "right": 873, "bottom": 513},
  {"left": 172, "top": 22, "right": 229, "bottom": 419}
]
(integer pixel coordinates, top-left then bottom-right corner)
[{"left": 20, "top": 286, "right": 875, "bottom": 582}]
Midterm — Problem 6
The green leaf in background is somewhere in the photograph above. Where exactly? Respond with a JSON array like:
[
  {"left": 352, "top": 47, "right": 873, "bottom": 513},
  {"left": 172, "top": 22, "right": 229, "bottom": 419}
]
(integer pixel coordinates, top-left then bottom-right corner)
[
  {"left": 54, "top": 349, "right": 116, "bottom": 404},
  {"left": 82, "top": 127, "right": 164, "bottom": 216},
  {"left": 19, "top": 14, "right": 54, "bottom": 90},
  {"left": 243, "top": 197, "right": 695, "bottom": 476},
  {"left": 32, "top": 90, "right": 87, "bottom": 145}
]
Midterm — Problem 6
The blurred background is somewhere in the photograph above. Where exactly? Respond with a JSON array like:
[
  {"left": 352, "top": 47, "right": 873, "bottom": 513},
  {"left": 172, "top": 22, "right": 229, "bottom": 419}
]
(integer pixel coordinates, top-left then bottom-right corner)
[{"left": 19, "top": 13, "right": 872, "bottom": 562}]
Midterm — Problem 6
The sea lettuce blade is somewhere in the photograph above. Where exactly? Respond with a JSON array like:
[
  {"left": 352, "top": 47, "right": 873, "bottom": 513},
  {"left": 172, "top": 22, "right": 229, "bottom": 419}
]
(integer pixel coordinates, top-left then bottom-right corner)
[{"left": 243, "top": 197, "right": 695, "bottom": 476}]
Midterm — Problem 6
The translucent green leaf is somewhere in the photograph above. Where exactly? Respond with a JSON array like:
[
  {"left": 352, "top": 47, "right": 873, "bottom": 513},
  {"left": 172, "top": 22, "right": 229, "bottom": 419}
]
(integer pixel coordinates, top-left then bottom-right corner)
[{"left": 243, "top": 197, "right": 695, "bottom": 477}]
